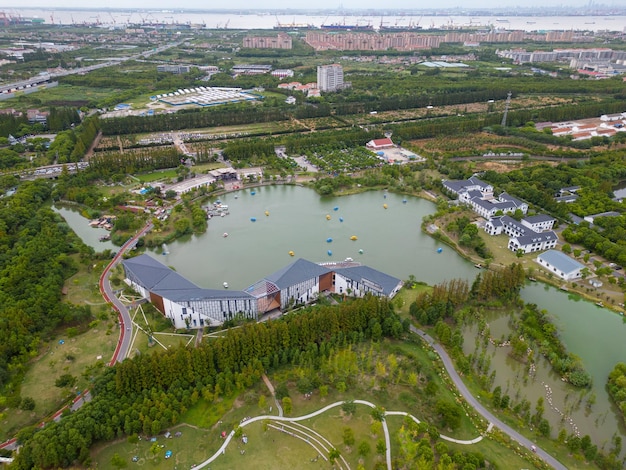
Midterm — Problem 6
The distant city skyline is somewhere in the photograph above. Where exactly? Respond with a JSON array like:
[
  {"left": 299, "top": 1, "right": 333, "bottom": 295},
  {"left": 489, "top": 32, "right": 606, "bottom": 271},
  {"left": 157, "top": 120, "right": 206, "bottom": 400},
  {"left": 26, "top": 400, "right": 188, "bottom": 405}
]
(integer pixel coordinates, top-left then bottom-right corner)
[{"left": 4, "top": 1, "right": 625, "bottom": 11}]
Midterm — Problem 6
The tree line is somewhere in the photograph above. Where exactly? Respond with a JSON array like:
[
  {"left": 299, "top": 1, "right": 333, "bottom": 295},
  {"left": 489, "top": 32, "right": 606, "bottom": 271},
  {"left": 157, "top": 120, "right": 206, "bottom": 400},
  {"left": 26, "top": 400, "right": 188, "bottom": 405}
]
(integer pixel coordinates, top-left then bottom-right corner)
[
  {"left": 12, "top": 296, "right": 406, "bottom": 469},
  {"left": 0, "top": 179, "right": 94, "bottom": 393}
]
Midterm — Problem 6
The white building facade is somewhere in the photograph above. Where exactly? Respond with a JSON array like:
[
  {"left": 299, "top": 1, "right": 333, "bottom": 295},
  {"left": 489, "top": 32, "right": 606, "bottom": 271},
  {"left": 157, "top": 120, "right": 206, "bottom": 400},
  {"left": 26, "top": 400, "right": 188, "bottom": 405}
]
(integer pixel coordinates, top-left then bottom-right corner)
[
  {"left": 317, "top": 64, "right": 344, "bottom": 92},
  {"left": 536, "top": 250, "right": 585, "bottom": 280}
]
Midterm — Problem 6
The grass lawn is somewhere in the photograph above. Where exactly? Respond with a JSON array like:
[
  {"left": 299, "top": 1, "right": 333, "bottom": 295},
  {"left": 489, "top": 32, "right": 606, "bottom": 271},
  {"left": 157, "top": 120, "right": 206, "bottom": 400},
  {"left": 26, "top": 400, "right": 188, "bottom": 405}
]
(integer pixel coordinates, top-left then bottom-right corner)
[
  {"left": 135, "top": 169, "right": 179, "bottom": 183},
  {"left": 63, "top": 256, "right": 111, "bottom": 307},
  {"left": 0, "top": 84, "right": 117, "bottom": 109},
  {"left": 122, "top": 299, "right": 195, "bottom": 359},
  {"left": 92, "top": 424, "right": 213, "bottom": 469},
  {"left": 210, "top": 408, "right": 381, "bottom": 470},
  {"left": 393, "top": 284, "right": 432, "bottom": 319},
  {"left": 1, "top": 323, "right": 116, "bottom": 441}
]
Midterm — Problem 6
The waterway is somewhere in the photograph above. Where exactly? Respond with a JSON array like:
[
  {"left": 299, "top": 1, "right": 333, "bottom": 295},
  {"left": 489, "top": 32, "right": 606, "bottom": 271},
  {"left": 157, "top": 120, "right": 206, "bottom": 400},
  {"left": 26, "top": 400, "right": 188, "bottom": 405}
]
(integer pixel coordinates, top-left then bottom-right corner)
[
  {"left": 462, "top": 282, "right": 626, "bottom": 451},
  {"left": 53, "top": 204, "right": 116, "bottom": 252},
  {"left": 57, "top": 185, "right": 626, "bottom": 451},
  {"left": 10, "top": 8, "right": 626, "bottom": 33}
]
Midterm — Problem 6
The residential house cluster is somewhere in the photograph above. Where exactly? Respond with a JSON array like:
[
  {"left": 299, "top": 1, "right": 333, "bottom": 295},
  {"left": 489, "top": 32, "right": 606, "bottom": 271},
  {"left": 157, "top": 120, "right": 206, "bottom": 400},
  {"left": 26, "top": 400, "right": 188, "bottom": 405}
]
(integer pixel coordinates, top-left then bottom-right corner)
[
  {"left": 443, "top": 176, "right": 558, "bottom": 254},
  {"left": 535, "top": 113, "right": 626, "bottom": 141},
  {"left": 277, "top": 81, "right": 320, "bottom": 98}
]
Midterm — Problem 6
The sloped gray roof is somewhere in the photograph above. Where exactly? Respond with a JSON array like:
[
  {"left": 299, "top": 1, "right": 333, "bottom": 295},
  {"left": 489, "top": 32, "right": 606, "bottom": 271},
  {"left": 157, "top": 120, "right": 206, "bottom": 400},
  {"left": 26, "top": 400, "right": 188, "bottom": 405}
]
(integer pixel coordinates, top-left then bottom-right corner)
[
  {"left": 123, "top": 254, "right": 254, "bottom": 301},
  {"left": 537, "top": 250, "right": 584, "bottom": 274},
  {"left": 514, "top": 231, "right": 558, "bottom": 246},
  {"left": 264, "top": 258, "right": 331, "bottom": 289},
  {"left": 123, "top": 254, "right": 197, "bottom": 291},
  {"left": 487, "top": 217, "right": 503, "bottom": 228},
  {"left": 501, "top": 215, "right": 529, "bottom": 234},
  {"left": 443, "top": 177, "right": 490, "bottom": 195},
  {"left": 334, "top": 265, "right": 402, "bottom": 296},
  {"left": 523, "top": 214, "right": 555, "bottom": 224},
  {"left": 499, "top": 192, "right": 526, "bottom": 207}
]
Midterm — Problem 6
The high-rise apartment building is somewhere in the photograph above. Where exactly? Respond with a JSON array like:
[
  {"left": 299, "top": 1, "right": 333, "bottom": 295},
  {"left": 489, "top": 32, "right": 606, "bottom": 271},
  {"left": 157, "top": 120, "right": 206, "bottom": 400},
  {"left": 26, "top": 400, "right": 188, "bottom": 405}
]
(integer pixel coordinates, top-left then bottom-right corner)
[{"left": 317, "top": 64, "right": 344, "bottom": 92}]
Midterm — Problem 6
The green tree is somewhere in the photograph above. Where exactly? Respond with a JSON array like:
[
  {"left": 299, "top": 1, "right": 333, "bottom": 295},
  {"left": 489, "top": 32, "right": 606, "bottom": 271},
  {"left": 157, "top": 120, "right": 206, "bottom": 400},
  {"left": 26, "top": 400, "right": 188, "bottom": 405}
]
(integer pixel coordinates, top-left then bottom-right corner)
[
  {"left": 358, "top": 440, "right": 371, "bottom": 457},
  {"left": 376, "top": 438, "right": 387, "bottom": 455},
  {"left": 342, "top": 427, "right": 355, "bottom": 447},
  {"left": 111, "top": 453, "right": 127, "bottom": 469},
  {"left": 282, "top": 397, "right": 292, "bottom": 415},
  {"left": 258, "top": 394, "right": 266, "bottom": 410}
]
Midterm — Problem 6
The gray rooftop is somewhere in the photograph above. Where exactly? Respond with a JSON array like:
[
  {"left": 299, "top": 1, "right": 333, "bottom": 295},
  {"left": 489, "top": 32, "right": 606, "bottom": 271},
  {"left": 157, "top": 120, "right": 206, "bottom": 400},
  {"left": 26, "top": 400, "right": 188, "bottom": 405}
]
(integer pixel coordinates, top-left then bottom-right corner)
[
  {"left": 537, "top": 250, "right": 585, "bottom": 274},
  {"left": 523, "top": 214, "right": 555, "bottom": 224},
  {"left": 442, "top": 176, "right": 491, "bottom": 194},
  {"left": 514, "top": 231, "right": 558, "bottom": 246},
  {"left": 123, "top": 254, "right": 254, "bottom": 301},
  {"left": 334, "top": 265, "right": 402, "bottom": 296},
  {"left": 264, "top": 258, "right": 331, "bottom": 290}
]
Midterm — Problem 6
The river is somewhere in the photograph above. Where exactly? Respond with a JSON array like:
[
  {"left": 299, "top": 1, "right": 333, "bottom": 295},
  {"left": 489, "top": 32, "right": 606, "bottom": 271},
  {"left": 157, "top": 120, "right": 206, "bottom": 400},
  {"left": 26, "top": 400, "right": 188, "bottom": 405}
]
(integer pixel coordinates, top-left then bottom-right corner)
[
  {"left": 9, "top": 8, "right": 626, "bottom": 33},
  {"left": 57, "top": 185, "right": 626, "bottom": 451}
]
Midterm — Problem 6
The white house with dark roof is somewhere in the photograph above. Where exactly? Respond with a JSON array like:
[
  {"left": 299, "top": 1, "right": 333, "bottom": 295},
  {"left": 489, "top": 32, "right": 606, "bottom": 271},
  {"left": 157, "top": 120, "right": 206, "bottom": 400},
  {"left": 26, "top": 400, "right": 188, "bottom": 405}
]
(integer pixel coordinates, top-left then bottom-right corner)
[
  {"left": 485, "top": 215, "right": 531, "bottom": 237},
  {"left": 508, "top": 231, "right": 558, "bottom": 254},
  {"left": 521, "top": 214, "right": 555, "bottom": 232},
  {"left": 536, "top": 250, "right": 585, "bottom": 280},
  {"left": 485, "top": 214, "right": 558, "bottom": 254},
  {"left": 442, "top": 176, "right": 493, "bottom": 198},
  {"left": 467, "top": 192, "right": 528, "bottom": 219}
]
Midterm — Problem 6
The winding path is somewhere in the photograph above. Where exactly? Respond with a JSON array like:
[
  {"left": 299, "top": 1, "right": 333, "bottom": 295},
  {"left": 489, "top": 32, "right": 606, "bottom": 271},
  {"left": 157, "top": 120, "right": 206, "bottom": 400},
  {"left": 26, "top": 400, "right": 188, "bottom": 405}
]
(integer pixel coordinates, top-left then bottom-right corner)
[
  {"left": 409, "top": 325, "right": 566, "bottom": 470},
  {"left": 195, "top": 399, "right": 487, "bottom": 470},
  {"left": 100, "top": 223, "right": 153, "bottom": 365}
]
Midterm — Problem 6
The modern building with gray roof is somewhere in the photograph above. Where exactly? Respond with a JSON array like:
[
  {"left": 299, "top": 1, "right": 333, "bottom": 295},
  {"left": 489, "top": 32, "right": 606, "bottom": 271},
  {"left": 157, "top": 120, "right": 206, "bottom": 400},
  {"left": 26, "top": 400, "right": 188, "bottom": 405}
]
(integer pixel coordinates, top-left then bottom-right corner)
[
  {"left": 334, "top": 265, "right": 403, "bottom": 298},
  {"left": 536, "top": 250, "right": 585, "bottom": 280},
  {"left": 123, "top": 255, "right": 402, "bottom": 329},
  {"left": 123, "top": 254, "right": 257, "bottom": 329}
]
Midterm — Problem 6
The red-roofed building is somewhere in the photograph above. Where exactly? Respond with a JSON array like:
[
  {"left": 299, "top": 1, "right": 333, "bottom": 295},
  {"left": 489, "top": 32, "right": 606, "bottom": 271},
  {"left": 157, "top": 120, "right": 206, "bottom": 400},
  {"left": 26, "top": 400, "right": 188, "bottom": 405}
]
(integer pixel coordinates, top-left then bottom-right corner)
[{"left": 366, "top": 138, "right": 394, "bottom": 150}]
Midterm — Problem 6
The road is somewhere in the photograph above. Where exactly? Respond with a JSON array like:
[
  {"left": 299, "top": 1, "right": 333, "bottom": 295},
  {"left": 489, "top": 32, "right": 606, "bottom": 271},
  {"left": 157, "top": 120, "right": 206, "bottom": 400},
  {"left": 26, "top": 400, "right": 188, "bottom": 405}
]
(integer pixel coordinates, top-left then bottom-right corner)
[
  {"left": 409, "top": 325, "right": 567, "bottom": 470},
  {"left": 99, "top": 223, "right": 153, "bottom": 365}
]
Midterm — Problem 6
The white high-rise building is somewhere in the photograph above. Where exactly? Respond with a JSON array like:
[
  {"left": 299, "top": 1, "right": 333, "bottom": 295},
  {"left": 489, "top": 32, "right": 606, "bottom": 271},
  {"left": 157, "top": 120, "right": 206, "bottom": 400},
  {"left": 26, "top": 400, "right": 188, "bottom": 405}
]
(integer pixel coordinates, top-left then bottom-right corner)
[{"left": 317, "top": 64, "right": 344, "bottom": 92}]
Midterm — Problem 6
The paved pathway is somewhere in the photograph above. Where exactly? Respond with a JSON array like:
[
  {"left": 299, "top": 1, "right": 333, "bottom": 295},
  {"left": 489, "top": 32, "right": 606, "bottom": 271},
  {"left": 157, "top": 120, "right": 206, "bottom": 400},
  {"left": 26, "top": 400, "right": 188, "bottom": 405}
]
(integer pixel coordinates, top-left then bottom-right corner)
[
  {"left": 409, "top": 325, "right": 566, "bottom": 470},
  {"left": 194, "top": 399, "right": 487, "bottom": 470},
  {"left": 261, "top": 373, "right": 283, "bottom": 417},
  {"left": 100, "top": 223, "right": 153, "bottom": 365}
]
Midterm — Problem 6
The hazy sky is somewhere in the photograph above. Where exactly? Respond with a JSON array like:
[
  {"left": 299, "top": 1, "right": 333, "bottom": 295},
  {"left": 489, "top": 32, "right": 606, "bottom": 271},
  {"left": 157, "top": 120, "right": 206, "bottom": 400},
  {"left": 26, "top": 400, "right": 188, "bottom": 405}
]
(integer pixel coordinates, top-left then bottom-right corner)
[{"left": 3, "top": 1, "right": 604, "bottom": 10}]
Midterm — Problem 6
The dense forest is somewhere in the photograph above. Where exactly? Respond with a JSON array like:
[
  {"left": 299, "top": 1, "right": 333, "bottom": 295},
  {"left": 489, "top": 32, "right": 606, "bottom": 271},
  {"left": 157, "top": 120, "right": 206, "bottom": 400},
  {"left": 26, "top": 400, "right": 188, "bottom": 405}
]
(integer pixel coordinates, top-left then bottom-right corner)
[{"left": 0, "top": 180, "right": 94, "bottom": 393}]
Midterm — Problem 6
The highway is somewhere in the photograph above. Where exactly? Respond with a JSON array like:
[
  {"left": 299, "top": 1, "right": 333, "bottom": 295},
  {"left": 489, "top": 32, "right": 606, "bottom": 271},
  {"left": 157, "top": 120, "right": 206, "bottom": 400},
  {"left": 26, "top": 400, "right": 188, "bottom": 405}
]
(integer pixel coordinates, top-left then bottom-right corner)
[
  {"left": 99, "top": 223, "right": 153, "bottom": 364},
  {"left": 409, "top": 325, "right": 566, "bottom": 470}
]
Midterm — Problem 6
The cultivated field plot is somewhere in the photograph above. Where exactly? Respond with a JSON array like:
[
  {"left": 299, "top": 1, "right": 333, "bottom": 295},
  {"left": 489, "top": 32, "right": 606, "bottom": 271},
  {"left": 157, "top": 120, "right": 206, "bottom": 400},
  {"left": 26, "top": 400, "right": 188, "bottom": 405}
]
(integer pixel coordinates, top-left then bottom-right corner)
[
  {"left": 409, "top": 132, "right": 542, "bottom": 157},
  {"left": 340, "top": 95, "right": 580, "bottom": 127},
  {"left": 305, "top": 147, "right": 382, "bottom": 173},
  {"left": 298, "top": 116, "right": 347, "bottom": 130}
]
